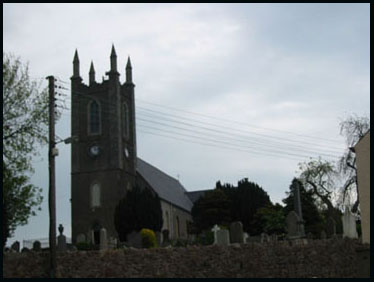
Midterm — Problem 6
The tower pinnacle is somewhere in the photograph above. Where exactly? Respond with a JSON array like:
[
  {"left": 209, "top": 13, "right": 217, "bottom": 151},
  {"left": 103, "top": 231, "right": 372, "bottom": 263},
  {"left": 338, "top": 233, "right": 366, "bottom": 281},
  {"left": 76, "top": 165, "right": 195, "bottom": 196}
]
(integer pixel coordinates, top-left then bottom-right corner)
[
  {"left": 73, "top": 49, "right": 80, "bottom": 78},
  {"left": 89, "top": 61, "right": 95, "bottom": 85},
  {"left": 126, "top": 56, "right": 133, "bottom": 84}
]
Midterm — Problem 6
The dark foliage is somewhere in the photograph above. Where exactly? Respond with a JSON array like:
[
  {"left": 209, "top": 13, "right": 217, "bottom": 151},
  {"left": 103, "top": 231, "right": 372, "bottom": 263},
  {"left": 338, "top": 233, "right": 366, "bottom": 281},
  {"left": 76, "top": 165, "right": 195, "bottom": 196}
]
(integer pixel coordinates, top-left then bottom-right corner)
[
  {"left": 114, "top": 186, "right": 163, "bottom": 242},
  {"left": 219, "top": 178, "right": 272, "bottom": 233},
  {"left": 191, "top": 188, "right": 231, "bottom": 233}
]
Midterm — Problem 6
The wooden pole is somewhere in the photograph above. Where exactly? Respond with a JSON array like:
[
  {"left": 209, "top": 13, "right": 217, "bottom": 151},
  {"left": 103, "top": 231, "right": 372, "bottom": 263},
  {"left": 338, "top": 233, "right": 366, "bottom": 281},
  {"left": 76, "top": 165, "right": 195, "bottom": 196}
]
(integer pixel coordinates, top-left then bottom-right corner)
[{"left": 47, "top": 75, "right": 56, "bottom": 277}]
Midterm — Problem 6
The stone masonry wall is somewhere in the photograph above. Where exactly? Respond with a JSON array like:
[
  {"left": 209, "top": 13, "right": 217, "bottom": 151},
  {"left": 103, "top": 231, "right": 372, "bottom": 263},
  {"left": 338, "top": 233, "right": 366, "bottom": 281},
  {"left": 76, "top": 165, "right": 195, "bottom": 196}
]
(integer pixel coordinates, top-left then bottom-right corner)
[{"left": 3, "top": 239, "right": 368, "bottom": 278}]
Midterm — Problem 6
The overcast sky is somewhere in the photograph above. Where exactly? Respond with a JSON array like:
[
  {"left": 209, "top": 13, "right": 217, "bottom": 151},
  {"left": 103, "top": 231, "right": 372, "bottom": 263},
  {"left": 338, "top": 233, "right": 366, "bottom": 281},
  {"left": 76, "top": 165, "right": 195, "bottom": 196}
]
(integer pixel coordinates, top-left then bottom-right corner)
[{"left": 3, "top": 3, "right": 370, "bottom": 247}]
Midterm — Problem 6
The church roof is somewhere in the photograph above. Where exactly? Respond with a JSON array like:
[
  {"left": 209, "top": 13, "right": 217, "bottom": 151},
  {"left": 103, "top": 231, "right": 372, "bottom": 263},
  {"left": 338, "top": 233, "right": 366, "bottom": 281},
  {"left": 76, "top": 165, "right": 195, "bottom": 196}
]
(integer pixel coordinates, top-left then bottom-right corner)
[
  {"left": 136, "top": 158, "right": 194, "bottom": 212},
  {"left": 186, "top": 190, "right": 210, "bottom": 203}
]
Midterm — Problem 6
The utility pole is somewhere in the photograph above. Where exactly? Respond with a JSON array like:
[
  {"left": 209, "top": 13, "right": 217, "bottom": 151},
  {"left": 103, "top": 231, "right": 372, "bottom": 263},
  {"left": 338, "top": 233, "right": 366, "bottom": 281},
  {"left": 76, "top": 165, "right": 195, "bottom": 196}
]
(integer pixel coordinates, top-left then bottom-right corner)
[{"left": 47, "top": 75, "right": 57, "bottom": 277}]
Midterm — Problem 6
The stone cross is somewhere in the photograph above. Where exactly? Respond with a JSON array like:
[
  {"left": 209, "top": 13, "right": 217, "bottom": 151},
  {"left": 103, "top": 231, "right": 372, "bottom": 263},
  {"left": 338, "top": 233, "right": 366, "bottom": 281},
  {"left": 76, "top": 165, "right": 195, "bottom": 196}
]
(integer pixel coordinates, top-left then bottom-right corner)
[
  {"left": 211, "top": 224, "right": 221, "bottom": 244},
  {"left": 342, "top": 208, "right": 358, "bottom": 239},
  {"left": 230, "top": 221, "right": 244, "bottom": 243}
]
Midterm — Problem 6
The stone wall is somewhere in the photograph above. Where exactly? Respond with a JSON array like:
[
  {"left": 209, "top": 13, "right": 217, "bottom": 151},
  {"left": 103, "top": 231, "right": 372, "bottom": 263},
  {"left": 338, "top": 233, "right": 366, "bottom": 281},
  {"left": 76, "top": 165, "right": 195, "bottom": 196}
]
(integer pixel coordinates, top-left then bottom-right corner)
[{"left": 3, "top": 239, "right": 369, "bottom": 278}]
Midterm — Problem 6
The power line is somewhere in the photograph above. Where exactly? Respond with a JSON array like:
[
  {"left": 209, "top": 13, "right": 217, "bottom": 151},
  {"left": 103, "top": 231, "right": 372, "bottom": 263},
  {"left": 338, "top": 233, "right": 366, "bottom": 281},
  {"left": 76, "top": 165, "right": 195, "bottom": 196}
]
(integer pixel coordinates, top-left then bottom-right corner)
[
  {"left": 136, "top": 98, "right": 343, "bottom": 144},
  {"left": 137, "top": 128, "right": 305, "bottom": 162},
  {"left": 136, "top": 107, "right": 344, "bottom": 154},
  {"left": 137, "top": 122, "right": 340, "bottom": 161}
]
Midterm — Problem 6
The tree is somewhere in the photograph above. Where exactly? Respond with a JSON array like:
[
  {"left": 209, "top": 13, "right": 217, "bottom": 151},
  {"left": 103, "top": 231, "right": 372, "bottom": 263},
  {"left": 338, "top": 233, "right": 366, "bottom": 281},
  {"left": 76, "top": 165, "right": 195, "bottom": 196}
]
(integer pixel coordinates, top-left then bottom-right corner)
[
  {"left": 251, "top": 203, "right": 286, "bottom": 235},
  {"left": 298, "top": 158, "right": 337, "bottom": 217},
  {"left": 220, "top": 178, "right": 272, "bottom": 233},
  {"left": 3, "top": 52, "right": 55, "bottom": 247},
  {"left": 338, "top": 114, "right": 370, "bottom": 213},
  {"left": 114, "top": 186, "right": 163, "bottom": 242},
  {"left": 3, "top": 163, "right": 43, "bottom": 248},
  {"left": 282, "top": 178, "right": 323, "bottom": 236},
  {"left": 298, "top": 158, "right": 343, "bottom": 233},
  {"left": 191, "top": 188, "right": 232, "bottom": 233}
]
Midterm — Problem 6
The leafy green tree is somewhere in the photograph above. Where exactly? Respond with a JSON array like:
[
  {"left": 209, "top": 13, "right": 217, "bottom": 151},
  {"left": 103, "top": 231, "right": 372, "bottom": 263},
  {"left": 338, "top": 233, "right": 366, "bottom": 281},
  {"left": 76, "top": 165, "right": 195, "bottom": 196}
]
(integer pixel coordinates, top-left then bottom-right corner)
[
  {"left": 3, "top": 52, "right": 55, "bottom": 247},
  {"left": 3, "top": 164, "right": 43, "bottom": 247},
  {"left": 114, "top": 186, "right": 163, "bottom": 242},
  {"left": 251, "top": 203, "right": 286, "bottom": 235},
  {"left": 191, "top": 188, "right": 232, "bottom": 233},
  {"left": 282, "top": 178, "right": 324, "bottom": 236}
]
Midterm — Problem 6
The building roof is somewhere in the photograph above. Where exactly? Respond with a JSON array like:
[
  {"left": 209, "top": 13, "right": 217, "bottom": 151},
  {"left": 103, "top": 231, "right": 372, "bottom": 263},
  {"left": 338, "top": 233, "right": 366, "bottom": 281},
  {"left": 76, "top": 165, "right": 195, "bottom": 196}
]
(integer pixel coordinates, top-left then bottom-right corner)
[
  {"left": 186, "top": 190, "right": 210, "bottom": 203},
  {"left": 136, "top": 158, "right": 194, "bottom": 212}
]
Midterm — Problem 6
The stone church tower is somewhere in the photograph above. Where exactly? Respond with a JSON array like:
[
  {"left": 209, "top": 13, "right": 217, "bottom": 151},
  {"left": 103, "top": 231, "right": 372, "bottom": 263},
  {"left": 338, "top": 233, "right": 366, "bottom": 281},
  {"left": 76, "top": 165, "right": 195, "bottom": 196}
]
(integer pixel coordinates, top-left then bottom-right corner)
[{"left": 70, "top": 45, "right": 137, "bottom": 244}]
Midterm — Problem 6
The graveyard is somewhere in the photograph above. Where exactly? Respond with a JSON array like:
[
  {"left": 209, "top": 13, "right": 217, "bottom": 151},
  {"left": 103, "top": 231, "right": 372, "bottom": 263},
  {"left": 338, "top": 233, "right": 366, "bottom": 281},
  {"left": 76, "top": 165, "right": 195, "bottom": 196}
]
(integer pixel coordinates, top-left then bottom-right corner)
[{"left": 3, "top": 219, "right": 370, "bottom": 278}]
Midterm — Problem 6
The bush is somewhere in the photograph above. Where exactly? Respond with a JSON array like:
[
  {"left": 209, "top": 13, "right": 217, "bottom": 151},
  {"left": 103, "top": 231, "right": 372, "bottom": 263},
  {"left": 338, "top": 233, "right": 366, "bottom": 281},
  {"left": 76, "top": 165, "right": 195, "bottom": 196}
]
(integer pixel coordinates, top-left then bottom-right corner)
[{"left": 140, "top": 228, "right": 157, "bottom": 248}]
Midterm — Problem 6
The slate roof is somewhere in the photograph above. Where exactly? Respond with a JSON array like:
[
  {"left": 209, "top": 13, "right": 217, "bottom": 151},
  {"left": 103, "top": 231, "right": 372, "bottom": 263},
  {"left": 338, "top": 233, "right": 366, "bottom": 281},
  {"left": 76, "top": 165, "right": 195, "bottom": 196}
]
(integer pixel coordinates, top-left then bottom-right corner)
[
  {"left": 186, "top": 190, "right": 210, "bottom": 204},
  {"left": 136, "top": 158, "right": 194, "bottom": 213}
]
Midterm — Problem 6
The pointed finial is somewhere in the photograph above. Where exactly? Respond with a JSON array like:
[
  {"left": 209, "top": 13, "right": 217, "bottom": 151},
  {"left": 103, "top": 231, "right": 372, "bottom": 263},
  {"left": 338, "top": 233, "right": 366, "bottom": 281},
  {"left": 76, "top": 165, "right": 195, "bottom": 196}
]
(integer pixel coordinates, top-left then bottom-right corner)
[
  {"left": 126, "top": 56, "right": 132, "bottom": 69},
  {"left": 73, "top": 49, "right": 79, "bottom": 62},
  {"left": 109, "top": 44, "right": 118, "bottom": 73},
  {"left": 111, "top": 44, "right": 117, "bottom": 57},
  {"left": 73, "top": 49, "right": 80, "bottom": 78},
  {"left": 89, "top": 61, "right": 95, "bottom": 85},
  {"left": 89, "top": 61, "right": 95, "bottom": 73},
  {"left": 126, "top": 56, "right": 133, "bottom": 84}
]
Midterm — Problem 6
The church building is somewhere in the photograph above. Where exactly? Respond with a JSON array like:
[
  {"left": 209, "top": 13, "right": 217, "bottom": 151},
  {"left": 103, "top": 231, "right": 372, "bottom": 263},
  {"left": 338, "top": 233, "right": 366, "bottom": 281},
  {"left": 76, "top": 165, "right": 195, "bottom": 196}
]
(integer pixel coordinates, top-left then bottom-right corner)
[{"left": 70, "top": 46, "right": 201, "bottom": 245}]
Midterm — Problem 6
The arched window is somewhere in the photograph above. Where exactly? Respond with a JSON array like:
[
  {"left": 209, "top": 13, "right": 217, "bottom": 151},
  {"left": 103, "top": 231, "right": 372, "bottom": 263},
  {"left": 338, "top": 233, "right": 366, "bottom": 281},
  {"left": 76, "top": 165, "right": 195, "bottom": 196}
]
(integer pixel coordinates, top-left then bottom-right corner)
[
  {"left": 91, "top": 182, "right": 101, "bottom": 208},
  {"left": 88, "top": 100, "right": 100, "bottom": 134},
  {"left": 123, "top": 102, "right": 129, "bottom": 137},
  {"left": 165, "top": 211, "right": 170, "bottom": 230}
]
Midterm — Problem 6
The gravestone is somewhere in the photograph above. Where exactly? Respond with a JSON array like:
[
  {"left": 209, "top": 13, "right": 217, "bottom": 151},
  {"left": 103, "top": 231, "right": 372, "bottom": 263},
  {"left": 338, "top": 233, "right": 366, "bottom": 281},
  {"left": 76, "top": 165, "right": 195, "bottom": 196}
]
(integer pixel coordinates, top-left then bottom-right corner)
[
  {"left": 326, "top": 217, "right": 336, "bottom": 238},
  {"left": 108, "top": 237, "right": 117, "bottom": 249},
  {"left": 286, "top": 211, "right": 303, "bottom": 239},
  {"left": 342, "top": 208, "right": 358, "bottom": 239},
  {"left": 307, "top": 232, "right": 313, "bottom": 240},
  {"left": 33, "top": 240, "right": 41, "bottom": 252},
  {"left": 76, "top": 233, "right": 86, "bottom": 244},
  {"left": 100, "top": 228, "right": 108, "bottom": 250},
  {"left": 230, "top": 221, "right": 244, "bottom": 243},
  {"left": 320, "top": 230, "right": 327, "bottom": 239},
  {"left": 260, "top": 233, "right": 270, "bottom": 243},
  {"left": 216, "top": 229, "right": 230, "bottom": 246},
  {"left": 57, "top": 224, "right": 67, "bottom": 252},
  {"left": 243, "top": 232, "right": 249, "bottom": 243},
  {"left": 211, "top": 224, "right": 220, "bottom": 244},
  {"left": 11, "top": 241, "right": 20, "bottom": 252}
]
